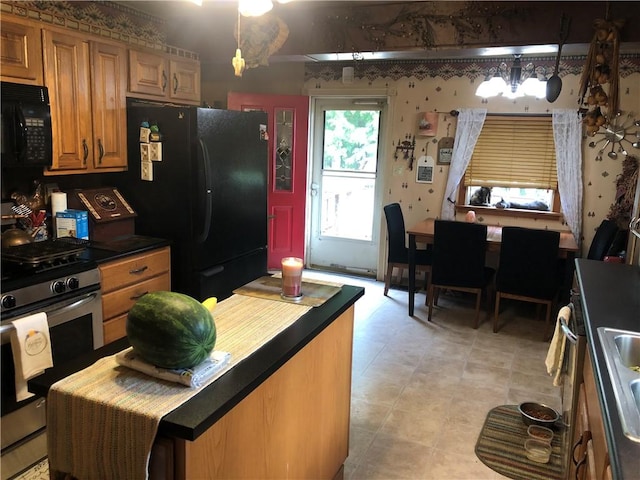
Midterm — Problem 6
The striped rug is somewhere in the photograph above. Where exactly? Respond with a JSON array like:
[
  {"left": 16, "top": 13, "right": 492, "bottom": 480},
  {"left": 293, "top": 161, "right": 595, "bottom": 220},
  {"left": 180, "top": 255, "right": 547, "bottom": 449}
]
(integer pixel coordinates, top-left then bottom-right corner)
[{"left": 475, "top": 405, "right": 566, "bottom": 480}]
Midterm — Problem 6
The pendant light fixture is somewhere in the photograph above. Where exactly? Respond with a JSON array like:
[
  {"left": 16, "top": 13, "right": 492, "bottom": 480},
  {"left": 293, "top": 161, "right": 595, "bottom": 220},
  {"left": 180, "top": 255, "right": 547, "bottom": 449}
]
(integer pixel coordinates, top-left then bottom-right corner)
[
  {"left": 475, "top": 55, "right": 546, "bottom": 99},
  {"left": 231, "top": 10, "right": 246, "bottom": 77}
]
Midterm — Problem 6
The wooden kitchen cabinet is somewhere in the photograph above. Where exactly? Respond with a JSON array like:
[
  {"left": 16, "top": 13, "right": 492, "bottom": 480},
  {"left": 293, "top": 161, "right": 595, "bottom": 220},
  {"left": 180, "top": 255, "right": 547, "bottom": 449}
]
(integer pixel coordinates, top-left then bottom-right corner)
[
  {"left": 100, "top": 247, "right": 171, "bottom": 344},
  {"left": 570, "top": 349, "right": 611, "bottom": 480},
  {"left": 128, "top": 49, "right": 200, "bottom": 104},
  {"left": 0, "top": 17, "right": 43, "bottom": 85},
  {"left": 42, "top": 29, "right": 127, "bottom": 174}
]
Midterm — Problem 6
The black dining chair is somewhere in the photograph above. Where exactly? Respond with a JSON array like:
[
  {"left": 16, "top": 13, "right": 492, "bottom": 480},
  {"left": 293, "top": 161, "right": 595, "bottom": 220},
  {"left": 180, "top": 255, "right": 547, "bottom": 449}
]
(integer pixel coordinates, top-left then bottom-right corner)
[
  {"left": 493, "top": 226, "right": 561, "bottom": 341},
  {"left": 383, "top": 203, "right": 432, "bottom": 296},
  {"left": 427, "top": 220, "right": 495, "bottom": 328},
  {"left": 587, "top": 219, "right": 620, "bottom": 260}
]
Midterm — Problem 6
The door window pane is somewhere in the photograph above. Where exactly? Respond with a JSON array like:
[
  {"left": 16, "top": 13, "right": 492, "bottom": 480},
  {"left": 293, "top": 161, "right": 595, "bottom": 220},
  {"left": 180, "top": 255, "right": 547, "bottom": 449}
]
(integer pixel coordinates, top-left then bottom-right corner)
[
  {"left": 322, "top": 110, "right": 379, "bottom": 173},
  {"left": 320, "top": 172, "right": 375, "bottom": 241},
  {"left": 275, "top": 108, "right": 293, "bottom": 191}
]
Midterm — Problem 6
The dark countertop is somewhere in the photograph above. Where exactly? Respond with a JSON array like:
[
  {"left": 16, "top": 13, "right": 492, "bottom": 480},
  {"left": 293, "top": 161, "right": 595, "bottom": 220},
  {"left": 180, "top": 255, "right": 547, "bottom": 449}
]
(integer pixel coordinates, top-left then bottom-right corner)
[
  {"left": 30, "top": 284, "right": 365, "bottom": 441},
  {"left": 78, "top": 234, "right": 171, "bottom": 264},
  {"left": 575, "top": 259, "right": 640, "bottom": 480}
]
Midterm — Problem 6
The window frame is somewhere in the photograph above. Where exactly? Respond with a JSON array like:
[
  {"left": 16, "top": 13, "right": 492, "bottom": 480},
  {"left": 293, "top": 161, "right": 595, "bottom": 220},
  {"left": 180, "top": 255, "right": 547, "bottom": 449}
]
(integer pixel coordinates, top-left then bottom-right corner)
[{"left": 456, "top": 114, "right": 562, "bottom": 220}]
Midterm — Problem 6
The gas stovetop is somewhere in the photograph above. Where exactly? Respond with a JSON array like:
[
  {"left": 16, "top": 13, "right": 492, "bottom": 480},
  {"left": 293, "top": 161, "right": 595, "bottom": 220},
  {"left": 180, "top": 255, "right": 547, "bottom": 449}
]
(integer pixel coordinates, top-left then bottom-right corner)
[
  {"left": 1, "top": 239, "right": 100, "bottom": 316},
  {"left": 1, "top": 237, "right": 88, "bottom": 267}
]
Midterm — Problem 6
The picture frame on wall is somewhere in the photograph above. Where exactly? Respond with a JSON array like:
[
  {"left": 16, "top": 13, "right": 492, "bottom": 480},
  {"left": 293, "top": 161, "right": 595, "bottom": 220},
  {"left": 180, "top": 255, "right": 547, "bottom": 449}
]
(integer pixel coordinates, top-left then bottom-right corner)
[
  {"left": 417, "top": 112, "right": 438, "bottom": 137},
  {"left": 437, "top": 136, "right": 454, "bottom": 165}
]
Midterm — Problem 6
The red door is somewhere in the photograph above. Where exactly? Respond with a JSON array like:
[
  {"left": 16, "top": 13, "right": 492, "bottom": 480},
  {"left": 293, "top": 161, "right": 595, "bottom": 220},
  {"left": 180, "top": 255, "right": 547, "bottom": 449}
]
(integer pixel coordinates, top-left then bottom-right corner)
[{"left": 227, "top": 92, "right": 309, "bottom": 270}]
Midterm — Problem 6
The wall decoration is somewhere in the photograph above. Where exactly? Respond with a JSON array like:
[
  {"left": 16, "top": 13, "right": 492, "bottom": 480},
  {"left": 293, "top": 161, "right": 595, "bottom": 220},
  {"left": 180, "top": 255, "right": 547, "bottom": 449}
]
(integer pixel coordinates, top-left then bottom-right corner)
[
  {"left": 586, "top": 111, "right": 640, "bottom": 160},
  {"left": 417, "top": 112, "right": 438, "bottom": 136},
  {"left": 415, "top": 155, "right": 434, "bottom": 183},
  {"left": 607, "top": 154, "right": 639, "bottom": 228},
  {"left": 305, "top": 55, "right": 640, "bottom": 83},
  {"left": 394, "top": 135, "right": 416, "bottom": 170},
  {"left": 437, "top": 122, "right": 455, "bottom": 165}
]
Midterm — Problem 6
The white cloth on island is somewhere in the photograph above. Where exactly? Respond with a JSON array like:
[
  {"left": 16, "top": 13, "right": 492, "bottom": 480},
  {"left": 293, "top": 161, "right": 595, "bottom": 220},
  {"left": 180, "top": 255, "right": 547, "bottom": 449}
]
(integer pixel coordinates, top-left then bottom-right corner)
[
  {"left": 115, "top": 347, "right": 231, "bottom": 388},
  {"left": 10, "top": 312, "right": 53, "bottom": 401},
  {"left": 47, "top": 294, "right": 311, "bottom": 480}
]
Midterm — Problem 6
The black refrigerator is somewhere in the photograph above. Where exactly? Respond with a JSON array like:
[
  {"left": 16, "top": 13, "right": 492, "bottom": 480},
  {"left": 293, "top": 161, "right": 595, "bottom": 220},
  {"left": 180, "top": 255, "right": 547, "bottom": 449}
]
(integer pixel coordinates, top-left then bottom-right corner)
[{"left": 115, "top": 99, "right": 268, "bottom": 302}]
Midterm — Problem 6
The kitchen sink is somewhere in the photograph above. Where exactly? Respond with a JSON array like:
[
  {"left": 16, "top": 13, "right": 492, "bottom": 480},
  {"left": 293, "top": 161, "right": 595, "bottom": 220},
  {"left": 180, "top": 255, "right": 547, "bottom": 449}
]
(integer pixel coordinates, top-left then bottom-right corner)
[{"left": 597, "top": 328, "right": 640, "bottom": 443}]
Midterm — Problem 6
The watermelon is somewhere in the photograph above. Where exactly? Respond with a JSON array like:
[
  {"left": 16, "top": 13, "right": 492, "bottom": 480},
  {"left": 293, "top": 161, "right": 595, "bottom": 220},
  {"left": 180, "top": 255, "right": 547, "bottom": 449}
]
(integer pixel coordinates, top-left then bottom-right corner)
[{"left": 126, "top": 291, "right": 217, "bottom": 369}]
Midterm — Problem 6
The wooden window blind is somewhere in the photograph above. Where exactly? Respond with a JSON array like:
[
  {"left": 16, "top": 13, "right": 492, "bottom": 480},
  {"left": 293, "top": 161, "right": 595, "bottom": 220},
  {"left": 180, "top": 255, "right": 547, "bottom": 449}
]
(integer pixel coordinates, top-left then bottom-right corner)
[{"left": 464, "top": 115, "right": 557, "bottom": 190}]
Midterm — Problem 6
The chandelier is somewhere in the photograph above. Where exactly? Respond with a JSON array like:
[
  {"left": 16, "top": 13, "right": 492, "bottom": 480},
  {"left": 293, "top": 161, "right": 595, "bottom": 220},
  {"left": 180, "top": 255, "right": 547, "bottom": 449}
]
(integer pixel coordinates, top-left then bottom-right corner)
[{"left": 475, "top": 55, "right": 547, "bottom": 99}]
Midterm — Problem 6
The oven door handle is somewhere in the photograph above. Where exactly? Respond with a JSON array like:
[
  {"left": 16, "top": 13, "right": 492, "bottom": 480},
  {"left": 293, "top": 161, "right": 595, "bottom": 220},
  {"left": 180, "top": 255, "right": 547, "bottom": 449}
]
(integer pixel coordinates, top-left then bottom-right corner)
[
  {"left": 0, "top": 292, "right": 100, "bottom": 335},
  {"left": 560, "top": 315, "right": 578, "bottom": 345}
]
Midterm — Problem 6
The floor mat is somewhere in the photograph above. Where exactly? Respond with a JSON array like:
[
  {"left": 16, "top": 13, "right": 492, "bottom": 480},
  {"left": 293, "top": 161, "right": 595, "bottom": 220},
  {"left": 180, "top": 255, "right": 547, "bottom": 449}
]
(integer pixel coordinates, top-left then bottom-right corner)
[
  {"left": 475, "top": 405, "right": 566, "bottom": 480},
  {"left": 233, "top": 275, "right": 342, "bottom": 307}
]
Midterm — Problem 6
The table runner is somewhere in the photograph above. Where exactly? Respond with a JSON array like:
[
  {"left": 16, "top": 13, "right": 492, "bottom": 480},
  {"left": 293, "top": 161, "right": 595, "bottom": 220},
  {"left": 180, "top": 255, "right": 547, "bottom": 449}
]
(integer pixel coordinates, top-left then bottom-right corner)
[
  {"left": 234, "top": 275, "right": 342, "bottom": 307},
  {"left": 47, "top": 294, "right": 311, "bottom": 480},
  {"left": 475, "top": 405, "right": 566, "bottom": 480}
]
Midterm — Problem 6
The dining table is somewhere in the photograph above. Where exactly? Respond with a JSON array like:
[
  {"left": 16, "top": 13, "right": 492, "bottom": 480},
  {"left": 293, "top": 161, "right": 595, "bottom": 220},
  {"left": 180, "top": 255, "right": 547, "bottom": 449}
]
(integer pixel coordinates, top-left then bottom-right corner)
[{"left": 406, "top": 218, "right": 580, "bottom": 316}]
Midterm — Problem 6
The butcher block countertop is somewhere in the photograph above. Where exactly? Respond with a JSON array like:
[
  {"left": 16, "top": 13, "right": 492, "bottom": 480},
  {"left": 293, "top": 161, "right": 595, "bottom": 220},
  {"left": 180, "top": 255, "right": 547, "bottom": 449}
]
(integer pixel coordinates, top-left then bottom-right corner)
[{"left": 29, "top": 284, "right": 364, "bottom": 441}]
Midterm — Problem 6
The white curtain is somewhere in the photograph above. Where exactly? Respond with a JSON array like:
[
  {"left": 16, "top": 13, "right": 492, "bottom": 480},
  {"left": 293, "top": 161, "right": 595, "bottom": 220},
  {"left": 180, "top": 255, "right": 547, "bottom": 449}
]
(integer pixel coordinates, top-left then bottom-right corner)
[
  {"left": 553, "top": 109, "right": 583, "bottom": 247},
  {"left": 440, "top": 108, "right": 487, "bottom": 219}
]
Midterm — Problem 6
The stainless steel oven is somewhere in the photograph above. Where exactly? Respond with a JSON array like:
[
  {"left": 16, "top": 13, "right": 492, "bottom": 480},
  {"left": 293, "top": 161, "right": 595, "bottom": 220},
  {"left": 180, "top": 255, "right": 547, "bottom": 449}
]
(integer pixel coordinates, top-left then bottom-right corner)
[
  {"left": 0, "top": 240, "right": 103, "bottom": 479},
  {"left": 559, "top": 289, "right": 587, "bottom": 480}
]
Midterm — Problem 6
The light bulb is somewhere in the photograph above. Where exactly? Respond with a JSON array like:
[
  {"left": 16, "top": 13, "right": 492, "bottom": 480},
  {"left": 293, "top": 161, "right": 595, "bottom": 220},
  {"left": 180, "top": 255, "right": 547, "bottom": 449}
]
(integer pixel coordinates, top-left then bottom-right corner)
[{"left": 239, "top": 0, "right": 273, "bottom": 17}]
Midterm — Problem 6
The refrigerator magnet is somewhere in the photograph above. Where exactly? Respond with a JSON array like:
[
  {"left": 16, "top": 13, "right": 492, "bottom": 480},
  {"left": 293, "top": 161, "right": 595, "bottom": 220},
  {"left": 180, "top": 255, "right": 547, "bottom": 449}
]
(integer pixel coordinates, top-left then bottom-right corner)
[
  {"left": 141, "top": 161, "right": 153, "bottom": 181},
  {"left": 149, "top": 143, "right": 162, "bottom": 162},
  {"left": 139, "top": 127, "right": 151, "bottom": 143},
  {"left": 140, "top": 144, "right": 150, "bottom": 162},
  {"left": 260, "top": 124, "right": 268, "bottom": 141}
]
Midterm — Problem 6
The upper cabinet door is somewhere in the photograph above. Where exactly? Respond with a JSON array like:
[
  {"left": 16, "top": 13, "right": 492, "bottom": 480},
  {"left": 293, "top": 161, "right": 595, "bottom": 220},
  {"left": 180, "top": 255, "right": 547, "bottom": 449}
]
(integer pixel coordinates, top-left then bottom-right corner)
[
  {"left": 43, "top": 29, "right": 92, "bottom": 172},
  {"left": 128, "top": 49, "right": 200, "bottom": 105},
  {"left": 128, "top": 50, "right": 169, "bottom": 97},
  {"left": 0, "top": 18, "right": 43, "bottom": 85},
  {"left": 91, "top": 42, "right": 127, "bottom": 169},
  {"left": 169, "top": 58, "right": 200, "bottom": 103}
]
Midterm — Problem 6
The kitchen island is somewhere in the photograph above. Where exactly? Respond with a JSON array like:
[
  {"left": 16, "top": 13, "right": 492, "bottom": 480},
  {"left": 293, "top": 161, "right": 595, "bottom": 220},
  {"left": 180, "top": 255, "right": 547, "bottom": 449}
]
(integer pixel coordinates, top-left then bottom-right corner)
[
  {"left": 575, "top": 259, "right": 640, "bottom": 480},
  {"left": 30, "top": 283, "right": 364, "bottom": 479}
]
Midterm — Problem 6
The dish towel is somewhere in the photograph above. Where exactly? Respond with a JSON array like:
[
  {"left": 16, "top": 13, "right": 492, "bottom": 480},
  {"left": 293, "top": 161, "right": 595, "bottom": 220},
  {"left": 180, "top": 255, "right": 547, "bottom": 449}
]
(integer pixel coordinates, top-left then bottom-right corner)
[
  {"left": 545, "top": 306, "right": 571, "bottom": 387},
  {"left": 10, "top": 312, "right": 53, "bottom": 401},
  {"left": 115, "top": 348, "right": 231, "bottom": 388}
]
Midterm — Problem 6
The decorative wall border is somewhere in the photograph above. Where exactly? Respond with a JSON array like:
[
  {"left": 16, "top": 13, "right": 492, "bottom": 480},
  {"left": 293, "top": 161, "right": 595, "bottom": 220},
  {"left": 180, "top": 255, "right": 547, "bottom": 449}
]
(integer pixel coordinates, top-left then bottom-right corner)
[
  {"left": 1, "top": 0, "right": 199, "bottom": 60},
  {"left": 305, "top": 54, "right": 640, "bottom": 82}
]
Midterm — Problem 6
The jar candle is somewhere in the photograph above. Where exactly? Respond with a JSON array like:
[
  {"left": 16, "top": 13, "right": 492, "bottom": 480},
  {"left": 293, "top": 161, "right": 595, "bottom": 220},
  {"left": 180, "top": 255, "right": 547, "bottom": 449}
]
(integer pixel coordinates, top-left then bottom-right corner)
[
  {"left": 465, "top": 210, "right": 477, "bottom": 223},
  {"left": 281, "top": 257, "right": 303, "bottom": 298}
]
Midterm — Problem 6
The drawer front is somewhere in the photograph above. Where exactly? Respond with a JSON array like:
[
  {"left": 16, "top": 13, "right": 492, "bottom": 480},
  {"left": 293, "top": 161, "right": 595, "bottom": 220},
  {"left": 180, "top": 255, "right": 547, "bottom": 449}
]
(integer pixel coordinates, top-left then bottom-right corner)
[
  {"left": 100, "top": 247, "right": 170, "bottom": 293},
  {"left": 102, "top": 273, "right": 170, "bottom": 320},
  {"left": 103, "top": 312, "right": 128, "bottom": 344}
]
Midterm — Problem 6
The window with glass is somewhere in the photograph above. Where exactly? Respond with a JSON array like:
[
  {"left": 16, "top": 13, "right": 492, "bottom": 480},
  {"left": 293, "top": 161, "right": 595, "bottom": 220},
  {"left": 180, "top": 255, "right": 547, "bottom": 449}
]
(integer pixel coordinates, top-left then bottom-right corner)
[
  {"left": 275, "top": 108, "right": 293, "bottom": 192},
  {"left": 459, "top": 115, "right": 560, "bottom": 214},
  {"left": 320, "top": 109, "right": 380, "bottom": 240}
]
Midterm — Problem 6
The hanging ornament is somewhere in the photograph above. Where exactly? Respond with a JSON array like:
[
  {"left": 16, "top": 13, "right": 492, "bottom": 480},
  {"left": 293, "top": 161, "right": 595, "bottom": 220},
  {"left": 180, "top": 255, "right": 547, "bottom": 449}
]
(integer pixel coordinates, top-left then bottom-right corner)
[{"left": 232, "top": 11, "right": 246, "bottom": 77}]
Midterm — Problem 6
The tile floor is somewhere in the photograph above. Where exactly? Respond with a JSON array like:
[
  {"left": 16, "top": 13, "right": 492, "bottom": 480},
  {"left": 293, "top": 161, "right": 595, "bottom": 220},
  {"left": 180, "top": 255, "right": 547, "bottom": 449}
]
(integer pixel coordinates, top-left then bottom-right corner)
[
  {"left": 14, "top": 270, "right": 561, "bottom": 480},
  {"left": 303, "top": 269, "right": 562, "bottom": 480}
]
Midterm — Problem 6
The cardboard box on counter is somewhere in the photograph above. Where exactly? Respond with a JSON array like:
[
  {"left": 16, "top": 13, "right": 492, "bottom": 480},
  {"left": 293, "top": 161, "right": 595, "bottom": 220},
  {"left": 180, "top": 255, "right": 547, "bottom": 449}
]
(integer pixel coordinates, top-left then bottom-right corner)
[{"left": 56, "top": 209, "right": 89, "bottom": 240}]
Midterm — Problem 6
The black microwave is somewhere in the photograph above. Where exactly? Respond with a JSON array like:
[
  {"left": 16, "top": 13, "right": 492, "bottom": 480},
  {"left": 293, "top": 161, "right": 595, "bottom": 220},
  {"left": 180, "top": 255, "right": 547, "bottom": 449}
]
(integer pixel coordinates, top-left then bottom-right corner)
[{"left": 1, "top": 81, "right": 52, "bottom": 168}]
